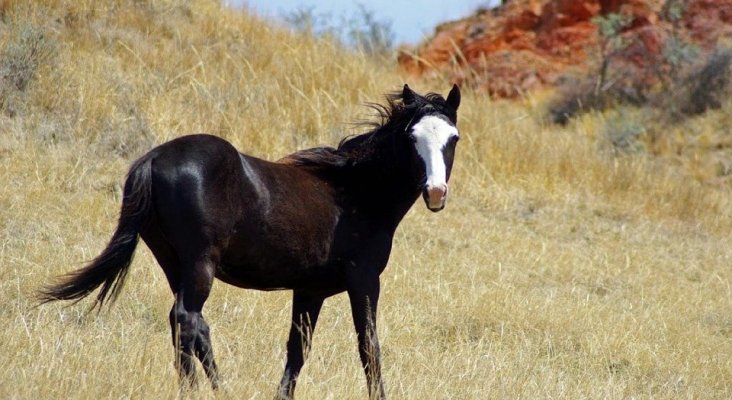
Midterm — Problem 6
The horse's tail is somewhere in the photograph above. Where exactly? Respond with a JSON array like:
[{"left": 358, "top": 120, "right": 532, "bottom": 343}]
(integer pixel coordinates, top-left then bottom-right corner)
[{"left": 38, "top": 152, "right": 155, "bottom": 310}]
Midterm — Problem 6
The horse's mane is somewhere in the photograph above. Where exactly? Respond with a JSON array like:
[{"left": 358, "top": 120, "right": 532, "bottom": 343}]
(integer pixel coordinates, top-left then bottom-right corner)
[{"left": 279, "top": 90, "right": 450, "bottom": 169}]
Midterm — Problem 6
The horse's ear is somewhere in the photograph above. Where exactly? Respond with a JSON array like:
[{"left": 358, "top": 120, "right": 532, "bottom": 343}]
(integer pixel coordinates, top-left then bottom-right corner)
[
  {"left": 402, "top": 84, "right": 416, "bottom": 106},
  {"left": 446, "top": 84, "right": 461, "bottom": 110}
]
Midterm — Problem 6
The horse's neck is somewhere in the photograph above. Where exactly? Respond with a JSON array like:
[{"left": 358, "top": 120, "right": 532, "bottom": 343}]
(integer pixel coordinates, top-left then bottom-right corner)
[{"left": 338, "top": 159, "right": 421, "bottom": 229}]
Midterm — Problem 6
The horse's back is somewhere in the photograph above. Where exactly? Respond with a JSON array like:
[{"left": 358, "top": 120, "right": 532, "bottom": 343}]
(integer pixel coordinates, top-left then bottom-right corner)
[{"left": 150, "top": 134, "right": 242, "bottom": 180}]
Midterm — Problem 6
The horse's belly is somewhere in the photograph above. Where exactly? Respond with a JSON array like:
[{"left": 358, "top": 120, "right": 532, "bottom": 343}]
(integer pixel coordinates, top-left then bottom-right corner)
[
  {"left": 217, "top": 233, "right": 343, "bottom": 291},
  {"left": 215, "top": 259, "right": 344, "bottom": 292},
  {"left": 218, "top": 199, "right": 343, "bottom": 290}
]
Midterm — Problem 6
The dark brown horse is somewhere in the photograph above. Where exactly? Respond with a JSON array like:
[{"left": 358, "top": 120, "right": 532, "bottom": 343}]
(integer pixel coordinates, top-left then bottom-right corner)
[{"left": 39, "top": 84, "right": 461, "bottom": 399}]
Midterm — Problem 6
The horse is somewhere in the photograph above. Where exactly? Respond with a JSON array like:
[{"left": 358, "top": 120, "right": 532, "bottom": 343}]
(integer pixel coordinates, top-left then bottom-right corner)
[{"left": 39, "top": 84, "right": 461, "bottom": 399}]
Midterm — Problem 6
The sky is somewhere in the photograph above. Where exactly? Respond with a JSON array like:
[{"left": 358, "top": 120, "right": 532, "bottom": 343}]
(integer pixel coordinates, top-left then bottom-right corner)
[{"left": 227, "top": 1, "right": 499, "bottom": 45}]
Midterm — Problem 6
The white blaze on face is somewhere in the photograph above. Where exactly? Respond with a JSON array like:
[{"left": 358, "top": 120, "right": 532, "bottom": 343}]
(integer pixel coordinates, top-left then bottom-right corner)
[{"left": 411, "top": 115, "right": 458, "bottom": 188}]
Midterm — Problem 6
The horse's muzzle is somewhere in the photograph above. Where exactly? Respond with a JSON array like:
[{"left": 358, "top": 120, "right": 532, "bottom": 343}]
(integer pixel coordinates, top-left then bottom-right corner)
[{"left": 423, "top": 183, "right": 448, "bottom": 212}]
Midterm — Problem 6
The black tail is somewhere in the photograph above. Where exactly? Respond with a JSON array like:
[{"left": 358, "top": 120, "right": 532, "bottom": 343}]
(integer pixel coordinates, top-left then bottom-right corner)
[{"left": 38, "top": 153, "right": 155, "bottom": 310}]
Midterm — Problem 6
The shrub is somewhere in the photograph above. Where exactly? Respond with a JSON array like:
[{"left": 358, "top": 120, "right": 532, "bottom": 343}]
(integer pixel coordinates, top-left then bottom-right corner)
[
  {"left": 548, "top": 76, "right": 647, "bottom": 125},
  {"left": 549, "top": 12, "right": 649, "bottom": 125},
  {"left": 549, "top": 0, "right": 731, "bottom": 127},
  {"left": 601, "top": 112, "right": 647, "bottom": 154},
  {"left": 282, "top": 4, "right": 394, "bottom": 56},
  {"left": 592, "top": 12, "right": 633, "bottom": 93},
  {"left": 678, "top": 49, "right": 732, "bottom": 116},
  {"left": 0, "top": 23, "right": 57, "bottom": 116},
  {"left": 344, "top": 4, "right": 394, "bottom": 56}
]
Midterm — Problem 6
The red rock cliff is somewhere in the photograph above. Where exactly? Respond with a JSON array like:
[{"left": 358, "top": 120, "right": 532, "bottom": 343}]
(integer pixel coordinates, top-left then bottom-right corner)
[{"left": 398, "top": 0, "right": 732, "bottom": 97}]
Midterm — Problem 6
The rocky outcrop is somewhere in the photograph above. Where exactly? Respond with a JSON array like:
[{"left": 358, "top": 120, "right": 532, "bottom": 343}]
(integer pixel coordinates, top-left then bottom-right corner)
[{"left": 398, "top": 0, "right": 732, "bottom": 97}]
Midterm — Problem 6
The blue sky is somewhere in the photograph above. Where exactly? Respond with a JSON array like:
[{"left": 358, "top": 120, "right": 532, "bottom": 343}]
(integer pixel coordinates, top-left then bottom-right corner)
[{"left": 227, "top": 1, "right": 498, "bottom": 45}]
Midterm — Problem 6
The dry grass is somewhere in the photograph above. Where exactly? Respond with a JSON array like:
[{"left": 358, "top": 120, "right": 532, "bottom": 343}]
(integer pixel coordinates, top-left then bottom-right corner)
[{"left": 1, "top": 1, "right": 731, "bottom": 399}]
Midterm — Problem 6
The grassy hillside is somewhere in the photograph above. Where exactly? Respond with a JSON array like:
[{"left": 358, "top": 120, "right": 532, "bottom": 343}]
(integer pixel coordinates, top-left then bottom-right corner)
[{"left": 1, "top": 0, "right": 731, "bottom": 399}]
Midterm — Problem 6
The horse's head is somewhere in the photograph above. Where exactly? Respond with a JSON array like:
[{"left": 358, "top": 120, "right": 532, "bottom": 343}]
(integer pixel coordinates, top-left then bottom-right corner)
[{"left": 402, "top": 84, "right": 461, "bottom": 212}]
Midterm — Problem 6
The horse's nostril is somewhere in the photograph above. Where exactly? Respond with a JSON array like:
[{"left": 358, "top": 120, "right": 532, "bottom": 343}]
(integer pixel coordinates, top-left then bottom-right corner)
[
  {"left": 428, "top": 184, "right": 447, "bottom": 199},
  {"left": 424, "top": 184, "right": 448, "bottom": 211}
]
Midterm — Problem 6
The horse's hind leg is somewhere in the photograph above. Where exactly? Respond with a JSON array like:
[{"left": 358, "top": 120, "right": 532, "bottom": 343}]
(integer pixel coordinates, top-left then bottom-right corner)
[
  {"left": 169, "top": 296, "right": 197, "bottom": 387},
  {"left": 169, "top": 302, "right": 220, "bottom": 389},
  {"left": 141, "top": 230, "right": 220, "bottom": 387},
  {"left": 169, "top": 254, "right": 220, "bottom": 389},
  {"left": 194, "top": 314, "right": 219, "bottom": 386}
]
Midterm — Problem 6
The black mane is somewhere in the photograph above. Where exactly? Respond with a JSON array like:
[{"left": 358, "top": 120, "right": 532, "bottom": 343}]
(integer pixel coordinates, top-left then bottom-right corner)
[{"left": 280, "top": 89, "right": 452, "bottom": 169}]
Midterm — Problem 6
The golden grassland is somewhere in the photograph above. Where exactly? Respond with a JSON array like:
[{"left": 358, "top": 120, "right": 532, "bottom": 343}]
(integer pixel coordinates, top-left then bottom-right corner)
[{"left": 1, "top": 1, "right": 731, "bottom": 398}]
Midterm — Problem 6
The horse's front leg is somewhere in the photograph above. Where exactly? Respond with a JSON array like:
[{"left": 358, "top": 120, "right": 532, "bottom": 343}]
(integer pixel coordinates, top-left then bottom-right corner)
[
  {"left": 346, "top": 265, "right": 385, "bottom": 400},
  {"left": 276, "top": 290, "right": 325, "bottom": 400}
]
